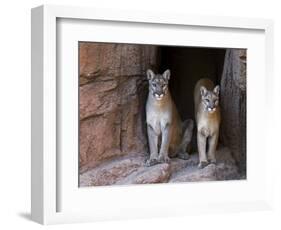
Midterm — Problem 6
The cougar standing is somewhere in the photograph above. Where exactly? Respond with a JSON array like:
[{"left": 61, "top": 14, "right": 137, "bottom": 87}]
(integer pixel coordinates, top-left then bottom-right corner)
[
  {"left": 145, "top": 69, "right": 193, "bottom": 166},
  {"left": 194, "top": 78, "right": 221, "bottom": 169}
]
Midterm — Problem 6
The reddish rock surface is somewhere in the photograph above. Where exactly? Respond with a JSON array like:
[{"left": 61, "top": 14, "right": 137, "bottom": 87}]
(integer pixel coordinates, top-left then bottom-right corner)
[
  {"left": 79, "top": 43, "right": 159, "bottom": 171},
  {"left": 79, "top": 154, "right": 144, "bottom": 186},
  {"left": 80, "top": 147, "right": 242, "bottom": 187},
  {"left": 169, "top": 147, "right": 239, "bottom": 183}
]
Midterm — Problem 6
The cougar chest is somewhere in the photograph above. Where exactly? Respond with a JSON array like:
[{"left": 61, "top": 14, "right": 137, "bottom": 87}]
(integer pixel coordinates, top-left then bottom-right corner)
[
  {"left": 197, "top": 109, "right": 220, "bottom": 137},
  {"left": 146, "top": 101, "right": 173, "bottom": 136}
]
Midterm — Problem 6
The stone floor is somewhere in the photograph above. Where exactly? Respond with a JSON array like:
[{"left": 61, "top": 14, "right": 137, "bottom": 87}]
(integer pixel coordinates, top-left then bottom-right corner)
[{"left": 79, "top": 147, "right": 244, "bottom": 187}]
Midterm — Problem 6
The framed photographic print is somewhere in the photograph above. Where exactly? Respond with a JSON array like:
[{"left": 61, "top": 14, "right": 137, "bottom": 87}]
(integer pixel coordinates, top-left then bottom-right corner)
[{"left": 31, "top": 5, "right": 274, "bottom": 225}]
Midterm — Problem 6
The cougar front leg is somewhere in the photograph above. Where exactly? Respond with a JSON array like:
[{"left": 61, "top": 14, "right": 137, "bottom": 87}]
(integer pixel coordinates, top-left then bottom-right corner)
[
  {"left": 197, "top": 131, "right": 208, "bottom": 169},
  {"left": 207, "top": 133, "right": 219, "bottom": 164},
  {"left": 158, "top": 124, "right": 171, "bottom": 163},
  {"left": 146, "top": 125, "right": 159, "bottom": 166}
]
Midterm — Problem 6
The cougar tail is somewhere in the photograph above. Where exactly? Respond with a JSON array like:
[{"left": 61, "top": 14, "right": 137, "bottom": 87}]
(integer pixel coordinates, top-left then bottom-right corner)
[
  {"left": 175, "top": 119, "right": 194, "bottom": 160},
  {"left": 177, "top": 119, "right": 194, "bottom": 157},
  {"left": 182, "top": 119, "right": 194, "bottom": 144}
]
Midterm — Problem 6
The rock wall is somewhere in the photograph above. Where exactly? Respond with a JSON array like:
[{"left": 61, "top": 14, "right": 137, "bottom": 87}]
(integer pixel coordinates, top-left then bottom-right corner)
[
  {"left": 79, "top": 43, "right": 159, "bottom": 172},
  {"left": 220, "top": 49, "right": 247, "bottom": 174}
]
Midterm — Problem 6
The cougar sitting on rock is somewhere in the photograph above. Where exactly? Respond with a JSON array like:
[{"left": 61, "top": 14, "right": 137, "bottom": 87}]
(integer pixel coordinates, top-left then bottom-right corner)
[
  {"left": 194, "top": 78, "right": 221, "bottom": 169},
  {"left": 145, "top": 69, "right": 194, "bottom": 166}
]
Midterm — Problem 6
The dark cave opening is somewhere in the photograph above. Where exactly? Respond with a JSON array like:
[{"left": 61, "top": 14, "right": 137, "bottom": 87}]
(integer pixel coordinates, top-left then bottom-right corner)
[{"left": 158, "top": 46, "right": 226, "bottom": 121}]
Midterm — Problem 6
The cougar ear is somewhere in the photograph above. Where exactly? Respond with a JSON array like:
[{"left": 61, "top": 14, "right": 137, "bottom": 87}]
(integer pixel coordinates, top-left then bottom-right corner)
[
  {"left": 163, "top": 69, "right": 171, "bottom": 81},
  {"left": 200, "top": 86, "right": 207, "bottom": 97},
  {"left": 213, "top": 85, "right": 220, "bottom": 96},
  {"left": 146, "top": 69, "right": 154, "bottom": 80}
]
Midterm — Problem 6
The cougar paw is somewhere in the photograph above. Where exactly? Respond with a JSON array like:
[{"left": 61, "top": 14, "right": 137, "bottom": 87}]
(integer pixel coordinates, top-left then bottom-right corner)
[
  {"left": 158, "top": 155, "right": 171, "bottom": 164},
  {"left": 209, "top": 159, "right": 217, "bottom": 165},
  {"left": 198, "top": 161, "right": 209, "bottom": 169},
  {"left": 177, "top": 151, "right": 190, "bottom": 160},
  {"left": 145, "top": 158, "right": 158, "bottom": 167}
]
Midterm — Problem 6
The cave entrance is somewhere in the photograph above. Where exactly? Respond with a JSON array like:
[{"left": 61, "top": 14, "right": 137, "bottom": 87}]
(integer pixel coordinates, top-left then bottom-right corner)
[
  {"left": 154, "top": 46, "right": 246, "bottom": 175},
  {"left": 157, "top": 46, "right": 226, "bottom": 121}
]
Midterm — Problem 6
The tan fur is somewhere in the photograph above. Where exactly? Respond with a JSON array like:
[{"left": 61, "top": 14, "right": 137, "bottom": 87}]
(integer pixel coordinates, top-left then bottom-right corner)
[
  {"left": 194, "top": 78, "right": 221, "bottom": 168},
  {"left": 146, "top": 69, "right": 193, "bottom": 166},
  {"left": 146, "top": 90, "right": 182, "bottom": 153}
]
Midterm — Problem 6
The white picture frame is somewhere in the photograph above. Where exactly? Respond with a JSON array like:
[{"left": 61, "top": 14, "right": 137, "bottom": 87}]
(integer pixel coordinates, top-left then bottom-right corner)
[{"left": 31, "top": 4, "right": 274, "bottom": 225}]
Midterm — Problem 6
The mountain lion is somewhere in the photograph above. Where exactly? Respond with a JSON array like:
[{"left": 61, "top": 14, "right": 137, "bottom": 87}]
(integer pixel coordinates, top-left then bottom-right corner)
[
  {"left": 145, "top": 69, "right": 194, "bottom": 166},
  {"left": 194, "top": 78, "right": 221, "bottom": 169}
]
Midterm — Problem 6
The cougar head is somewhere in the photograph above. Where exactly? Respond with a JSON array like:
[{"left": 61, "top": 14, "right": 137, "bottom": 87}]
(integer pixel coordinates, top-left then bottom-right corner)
[
  {"left": 200, "top": 85, "right": 220, "bottom": 113},
  {"left": 147, "top": 69, "right": 170, "bottom": 101}
]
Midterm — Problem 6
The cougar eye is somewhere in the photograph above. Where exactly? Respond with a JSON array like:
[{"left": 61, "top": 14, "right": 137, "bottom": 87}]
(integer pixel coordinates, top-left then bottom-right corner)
[
  {"left": 152, "top": 83, "right": 157, "bottom": 87},
  {"left": 205, "top": 99, "right": 210, "bottom": 103}
]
